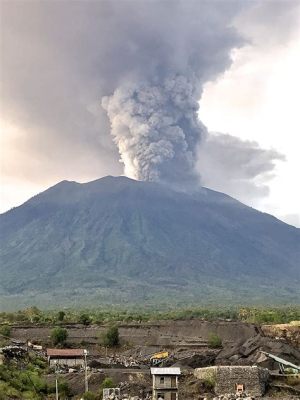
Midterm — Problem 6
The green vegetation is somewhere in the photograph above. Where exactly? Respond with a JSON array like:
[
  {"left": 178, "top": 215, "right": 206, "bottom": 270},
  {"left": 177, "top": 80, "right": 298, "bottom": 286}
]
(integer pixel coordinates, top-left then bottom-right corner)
[
  {"left": 202, "top": 375, "right": 216, "bottom": 390},
  {"left": 0, "top": 353, "right": 71, "bottom": 399},
  {"left": 1, "top": 176, "right": 300, "bottom": 309},
  {"left": 102, "top": 326, "right": 119, "bottom": 347},
  {"left": 100, "top": 378, "right": 114, "bottom": 388},
  {"left": 208, "top": 333, "right": 222, "bottom": 348},
  {"left": 1, "top": 306, "right": 299, "bottom": 326},
  {"left": 50, "top": 327, "right": 68, "bottom": 346},
  {"left": 82, "top": 391, "right": 97, "bottom": 400},
  {"left": 57, "top": 311, "right": 65, "bottom": 322},
  {"left": 238, "top": 307, "right": 300, "bottom": 324},
  {"left": 79, "top": 378, "right": 114, "bottom": 400},
  {"left": 0, "top": 325, "right": 11, "bottom": 338},
  {"left": 79, "top": 313, "right": 92, "bottom": 326}
]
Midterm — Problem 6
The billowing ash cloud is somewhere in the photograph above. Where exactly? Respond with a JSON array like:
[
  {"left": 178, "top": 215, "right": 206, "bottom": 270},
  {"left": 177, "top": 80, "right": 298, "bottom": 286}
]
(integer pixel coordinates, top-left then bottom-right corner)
[
  {"left": 102, "top": 75, "right": 206, "bottom": 187},
  {"left": 98, "top": 1, "right": 244, "bottom": 188},
  {"left": 198, "top": 133, "right": 285, "bottom": 201},
  {"left": 2, "top": 0, "right": 295, "bottom": 210}
]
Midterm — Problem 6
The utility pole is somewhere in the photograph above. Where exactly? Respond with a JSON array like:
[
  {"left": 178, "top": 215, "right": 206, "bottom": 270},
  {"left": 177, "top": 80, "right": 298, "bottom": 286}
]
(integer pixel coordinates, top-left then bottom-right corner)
[
  {"left": 84, "top": 349, "right": 88, "bottom": 392},
  {"left": 55, "top": 361, "right": 59, "bottom": 400},
  {"left": 55, "top": 378, "right": 59, "bottom": 400}
]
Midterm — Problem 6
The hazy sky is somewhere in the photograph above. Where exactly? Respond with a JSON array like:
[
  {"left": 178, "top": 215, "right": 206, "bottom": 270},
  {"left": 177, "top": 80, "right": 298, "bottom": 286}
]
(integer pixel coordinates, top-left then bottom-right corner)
[{"left": 1, "top": 0, "right": 299, "bottom": 227}]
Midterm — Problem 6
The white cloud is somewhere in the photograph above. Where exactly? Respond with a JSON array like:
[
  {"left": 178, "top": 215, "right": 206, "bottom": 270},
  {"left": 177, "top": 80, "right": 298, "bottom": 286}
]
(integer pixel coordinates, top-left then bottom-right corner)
[{"left": 200, "top": 2, "right": 300, "bottom": 226}]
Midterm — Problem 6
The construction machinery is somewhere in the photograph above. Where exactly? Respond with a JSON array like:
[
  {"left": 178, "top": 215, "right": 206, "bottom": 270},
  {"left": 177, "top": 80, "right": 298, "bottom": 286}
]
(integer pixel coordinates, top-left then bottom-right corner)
[
  {"left": 261, "top": 351, "right": 300, "bottom": 374},
  {"left": 149, "top": 351, "right": 169, "bottom": 366}
]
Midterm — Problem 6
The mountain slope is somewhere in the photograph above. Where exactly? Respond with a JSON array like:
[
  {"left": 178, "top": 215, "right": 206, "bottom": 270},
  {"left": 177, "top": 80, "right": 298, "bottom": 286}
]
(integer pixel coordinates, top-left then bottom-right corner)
[{"left": 0, "top": 176, "right": 299, "bottom": 309}]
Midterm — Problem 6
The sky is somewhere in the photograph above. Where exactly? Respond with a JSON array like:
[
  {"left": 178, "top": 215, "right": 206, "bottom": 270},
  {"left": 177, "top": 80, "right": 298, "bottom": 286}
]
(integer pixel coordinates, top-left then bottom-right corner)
[{"left": 0, "top": 0, "right": 299, "bottom": 227}]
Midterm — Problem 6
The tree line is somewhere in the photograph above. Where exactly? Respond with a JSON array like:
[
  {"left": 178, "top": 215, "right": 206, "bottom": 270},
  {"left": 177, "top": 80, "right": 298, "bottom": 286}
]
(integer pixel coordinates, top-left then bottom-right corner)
[{"left": 0, "top": 305, "right": 299, "bottom": 327}]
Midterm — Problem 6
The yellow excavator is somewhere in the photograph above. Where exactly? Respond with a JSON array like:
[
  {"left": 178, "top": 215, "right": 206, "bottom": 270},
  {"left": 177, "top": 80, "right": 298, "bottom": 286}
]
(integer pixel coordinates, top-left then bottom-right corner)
[{"left": 150, "top": 351, "right": 169, "bottom": 366}]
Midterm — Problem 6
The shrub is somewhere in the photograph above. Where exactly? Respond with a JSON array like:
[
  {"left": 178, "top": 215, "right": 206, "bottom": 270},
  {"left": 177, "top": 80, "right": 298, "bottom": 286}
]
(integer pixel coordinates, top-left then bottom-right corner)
[
  {"left": 102, "top": 326, "right": 119, "bottom": 347},
  {"left": 57, "top": 311, "right": 66, "bottom": 322},
  {"left": 203, "top": 376, "right": 216, "bottom": 389},
  {"left": 208, "top": 333, "right": 222, "bottom": 348},
  {"left": 100, "top": 378, "right": 115, "bottom": 390},
  {"left": 0, "top": 325, "right": 11, "bottom": 338},
  {"left": 79, "top": 314, "right": 92, "bottom": 326},
  {"left": 51, "top": 327, "right": 68, "bottom": 346}
]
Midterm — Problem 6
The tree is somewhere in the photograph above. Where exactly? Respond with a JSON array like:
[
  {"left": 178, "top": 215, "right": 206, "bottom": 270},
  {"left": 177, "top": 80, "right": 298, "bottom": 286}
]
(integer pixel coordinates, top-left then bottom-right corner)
[
  {"left": 79, "top": 314, "right": 92, "bottom": 326},
  {"left": 57, "top": 311, "right": 65, "bottom": 322},
  {"left": 51, "top": 327, "right": 68, "bottom": 346},
  {"left": 24, "top": 306, "right": 41, "bottom": 323},
  {"left": 103, "top": 326, "right": 119, "bottom": 347}
]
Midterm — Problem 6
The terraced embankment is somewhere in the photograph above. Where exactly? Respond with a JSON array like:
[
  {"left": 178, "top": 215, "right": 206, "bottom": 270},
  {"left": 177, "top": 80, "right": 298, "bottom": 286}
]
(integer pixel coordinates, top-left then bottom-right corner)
[{"left": 11, "top": 319, "right": 257, "bottom": 348}]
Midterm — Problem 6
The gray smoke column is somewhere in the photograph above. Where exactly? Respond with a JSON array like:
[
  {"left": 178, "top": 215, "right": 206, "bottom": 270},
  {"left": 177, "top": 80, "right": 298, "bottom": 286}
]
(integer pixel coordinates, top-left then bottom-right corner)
[
  {"left": 102, "top": 75, "right": 206, "bottom": 187},
  {"left": 100, "top": 1, "right": 245, "bottom": 189}
]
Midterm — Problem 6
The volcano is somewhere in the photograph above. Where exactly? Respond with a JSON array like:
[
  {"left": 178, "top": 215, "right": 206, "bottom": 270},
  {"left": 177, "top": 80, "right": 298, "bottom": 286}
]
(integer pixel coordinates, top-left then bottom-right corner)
[{"left": 0, "top": 176, "right": 299, "bottom": 309}]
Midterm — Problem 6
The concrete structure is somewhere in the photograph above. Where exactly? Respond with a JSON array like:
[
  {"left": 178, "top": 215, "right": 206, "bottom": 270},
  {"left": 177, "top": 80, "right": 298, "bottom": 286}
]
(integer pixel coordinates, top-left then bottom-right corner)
[
  {"left": 103, "top": 388, "right": 120, "bottom": 399},
  {"left": 194, "top": 366, "right": 269, "bottom": 397},
  {"left": 151, "top": 367, "right": 181, "bottom": 400},
  {"left": 46, "top": 348, "right": 85, "bottom": 367}
]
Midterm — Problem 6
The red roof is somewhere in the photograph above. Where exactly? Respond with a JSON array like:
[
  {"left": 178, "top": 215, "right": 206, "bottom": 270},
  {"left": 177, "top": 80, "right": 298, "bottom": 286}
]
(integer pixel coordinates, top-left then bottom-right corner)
[{"left": 47, "top": 348, "right": 85, "bottom": 357}]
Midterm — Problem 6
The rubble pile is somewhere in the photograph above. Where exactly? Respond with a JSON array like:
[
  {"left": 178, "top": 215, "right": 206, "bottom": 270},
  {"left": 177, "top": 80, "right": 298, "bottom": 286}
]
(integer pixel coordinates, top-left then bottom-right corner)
[
  {"left": 88, "top": 355, "right": 144, "bottom": 369},
  {"left": 169, "top": 349, "right": 218, "bottom": 369},
  {"left": 1, "top": 345, "right": 27, "bottom": 360},
  {"left": 212, "top": 394, "right": 254, "bottom": 400},
  {"left": 102, "top": 383, "right": 151, "bottom": 400},
  {"left": 216, "top": 334, "right": 300, "bottom": 369}
]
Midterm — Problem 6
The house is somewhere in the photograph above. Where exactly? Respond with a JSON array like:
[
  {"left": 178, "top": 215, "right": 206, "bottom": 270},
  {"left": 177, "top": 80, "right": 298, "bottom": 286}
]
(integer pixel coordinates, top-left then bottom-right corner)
[
  {"left": 46, "top": 348, "right": 86, "bottom": 368},
  {"left": 151, "top": 367, "right": 181, "bottom": 400}
]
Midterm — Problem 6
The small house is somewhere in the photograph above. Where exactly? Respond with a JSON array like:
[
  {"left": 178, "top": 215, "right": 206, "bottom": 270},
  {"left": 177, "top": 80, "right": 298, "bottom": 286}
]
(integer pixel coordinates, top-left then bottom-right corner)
[
  {"left": 151, "top": 367, "right": 181, "bottom": 400},
  {"left": 46, "top": 348, "right": 85, "bottom": 368}
]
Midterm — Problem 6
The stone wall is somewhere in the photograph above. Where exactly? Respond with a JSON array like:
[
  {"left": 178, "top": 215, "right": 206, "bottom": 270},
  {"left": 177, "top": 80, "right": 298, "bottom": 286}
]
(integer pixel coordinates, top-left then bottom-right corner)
[{"left": 194, "top": 366, "right": 269, "bottom": 396}]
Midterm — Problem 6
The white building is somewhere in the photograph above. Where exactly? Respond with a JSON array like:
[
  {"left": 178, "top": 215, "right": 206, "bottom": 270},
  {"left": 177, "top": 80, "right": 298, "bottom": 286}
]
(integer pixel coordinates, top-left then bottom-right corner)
[
  {"left": 46, "top": 348, "right": 85, "bottom": 368},
  {"left": 151, "top": 367, "right": 181, "bottom": 400}
]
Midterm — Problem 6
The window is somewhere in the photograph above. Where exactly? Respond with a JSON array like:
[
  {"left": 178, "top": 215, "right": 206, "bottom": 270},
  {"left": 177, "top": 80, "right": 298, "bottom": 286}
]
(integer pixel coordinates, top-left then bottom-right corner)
[
  {"left": 160, "top": 377, "right": 165, "bottom": 384},
  {"left": 157, "top": 394, "right": 164, "bottom": 400},
  {"left": 235, "top": 384, "right": 245, "bottom": 393}
]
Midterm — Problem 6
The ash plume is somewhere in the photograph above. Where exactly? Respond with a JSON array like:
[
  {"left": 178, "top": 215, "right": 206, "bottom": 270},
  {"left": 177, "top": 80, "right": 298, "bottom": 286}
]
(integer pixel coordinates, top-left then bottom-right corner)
[
  {"left": 102, "top": 75, "right": 206, "bottom": 188},
  {"left": 3, "top": 0, "right": 286, "bottom": 194},
  {"left": 100, "top": 1, "right": 244, "bottom": 189}
]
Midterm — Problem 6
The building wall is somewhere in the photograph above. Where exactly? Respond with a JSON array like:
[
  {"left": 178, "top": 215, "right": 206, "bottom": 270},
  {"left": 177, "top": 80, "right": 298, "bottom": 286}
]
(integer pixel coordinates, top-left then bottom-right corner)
[
  {"left": 49, "top": 357, "right": 84, "bottom": 367},
  {"left": 153, "top": 390, "right": 178, "bottom": 400},
  {"left": 152, "top": 375, "right": 179, "bottom": 400},
  {"left": 153, "top": 375, "right": 178, "bottom": 389},
  {"left": 194, "top": 366, "right": 269, "bottom": 396}
]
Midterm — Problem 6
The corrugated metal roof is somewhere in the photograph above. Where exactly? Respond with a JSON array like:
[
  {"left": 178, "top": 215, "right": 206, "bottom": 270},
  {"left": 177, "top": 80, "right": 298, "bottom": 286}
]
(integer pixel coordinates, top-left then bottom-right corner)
[
  {"left": 47, "top": 348, "right": 85, "bottom": 357},
  {"left": 151, "top": 367, "right": 181, "bottom": 375}
]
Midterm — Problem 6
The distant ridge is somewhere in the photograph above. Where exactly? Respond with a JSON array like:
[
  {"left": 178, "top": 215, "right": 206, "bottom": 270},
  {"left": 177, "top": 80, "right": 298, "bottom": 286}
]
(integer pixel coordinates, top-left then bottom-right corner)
[{"left": 0, "top": 176, "right": 299, "bottom": 310}]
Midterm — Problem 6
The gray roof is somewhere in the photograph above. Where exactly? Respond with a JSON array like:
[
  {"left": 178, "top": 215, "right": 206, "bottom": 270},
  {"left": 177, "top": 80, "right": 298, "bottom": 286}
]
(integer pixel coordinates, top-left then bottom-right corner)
[{"left": 151, "top": 367, "right": 181, "bottom": 375}]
